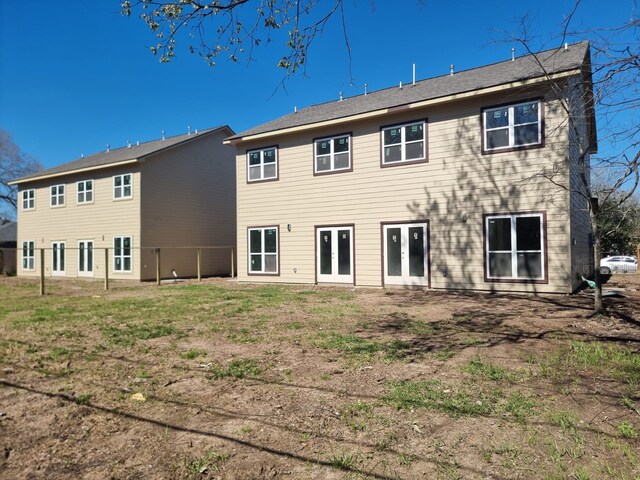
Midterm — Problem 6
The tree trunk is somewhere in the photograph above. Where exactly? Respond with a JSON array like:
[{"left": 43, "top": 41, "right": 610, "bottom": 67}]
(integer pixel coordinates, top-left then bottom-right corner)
[{"left": 593, "top": 235, "right": 604, "bottom": 313}]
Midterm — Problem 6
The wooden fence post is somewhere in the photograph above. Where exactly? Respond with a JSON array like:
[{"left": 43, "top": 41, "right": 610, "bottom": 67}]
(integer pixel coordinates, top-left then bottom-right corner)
[
  {"left": 197, "top": 248, "right": 201, "bottom": 282},
  {"left": 104, "top": 248, "right": 109, "bottom": 290},
  {"left": 39, "top": 248, "right": 45, "bottom": 296},
  {"left": 156, "top": 248, "right": 161, "bottom": 286}
]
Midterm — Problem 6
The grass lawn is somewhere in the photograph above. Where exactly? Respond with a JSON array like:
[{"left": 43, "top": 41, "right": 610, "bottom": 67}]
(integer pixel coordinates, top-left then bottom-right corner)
[{"left": 1, "top": 276, "right": 639, "bottom": 479}]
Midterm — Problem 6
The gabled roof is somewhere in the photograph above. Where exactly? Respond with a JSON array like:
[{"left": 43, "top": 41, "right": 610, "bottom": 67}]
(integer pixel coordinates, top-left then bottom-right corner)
[
  {"left": 227, "top": 41, "right": 591, "bottom": 143},
  {"left": 11, "top": 125, "right": 234, "bottom": 184},
  {"left": 0, "top": 221, "right": 16, "bottom": 243}
]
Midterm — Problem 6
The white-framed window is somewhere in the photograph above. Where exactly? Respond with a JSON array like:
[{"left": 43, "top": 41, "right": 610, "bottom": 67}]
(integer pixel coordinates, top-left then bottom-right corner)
[
  {"left": 113, "top": 174, "right": 132, "bottom": 199},
  {"left": 248, "top": 227, "right": 278, "bottom": 274},
  {"left": 483, "top": 99, "right": 542, "bottom": 152},
  {"left": 22, "top": 189, "right": 35, "bottom": 210},
  {"left": 314, "top": 134, "right": 351, "bottom": 174},
  {"left": 77, "top": 180, "right": 93, "bottom": 204},
  {"left": 485, "top": 212, "right": 545, "bottom": 281},
  {"left": 50, "top": 184, "right": 65, "bottom": 207},
  {"left": 113, "top": 236, "right": 132, "bottom": 272},
  {"left": 247, "top": 147, "right": 278, "bottom": 182},
  {"left": 381, "top": 120, "right": 427, "bottom": 165},
  {"left": 22, "top": 241, "right": 35, "bottom": 270}
]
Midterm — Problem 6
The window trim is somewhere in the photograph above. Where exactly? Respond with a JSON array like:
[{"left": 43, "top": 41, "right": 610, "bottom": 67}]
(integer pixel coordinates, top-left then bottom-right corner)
[
  {"left": 380, "top": 119, "right": 428, "bottom": 168},
  {"left": 113, "top": 173, "right": 133, "bottom": 200},
  {"left": 481, "top": 98, "right": 545, "bottom": 154},
  {"left": 50, "top": 184, "right": 65, "bottom": 208},
  {"left": 483, "top": 211, "right": 548, "bottom": 284},
  {"left": 246, "top": 146, "right": 279, "bottom": 184},
  {"left": 77, "top": 180, "right": 94, "bottom": 204},
  {"left": 247, "top": 226, "right": 280, "bottom": 276},
  {"left": 21, "top": 189, "right": 35, "bottom": 211},
  {"left": 113, "top": 236, "right": 133, "bottom": 273},
  {"left": 22, "top": 240, "right": 35, "bottom": 271},
  {"left": 313, "top": 132, "right": 353, "bottom": 176}
]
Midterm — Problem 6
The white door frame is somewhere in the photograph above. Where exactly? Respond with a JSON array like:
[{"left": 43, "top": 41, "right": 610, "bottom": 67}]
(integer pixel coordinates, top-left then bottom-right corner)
[
  {"left": 315, "top": 225, "right": 354, "bottom": 284},
  {"left": 51, "top": 241, "right": 66, "bottom": 276},
  {"left": 78, "top": 240, "right": 94, "bottom": 277},
  {"left": 382, "top": 222, "right": 429, "bottom": 286}
]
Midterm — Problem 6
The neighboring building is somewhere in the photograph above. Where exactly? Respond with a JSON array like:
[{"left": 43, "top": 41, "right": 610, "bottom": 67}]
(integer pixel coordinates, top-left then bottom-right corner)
[
  {"left": 227, "top": 42, "right": 596, "bottom": 293},
  {"left": 11, "top": 127, "right": 236, "bottom": 280},
  {"left": 0, "top": 221, "right": 17, "bottom": 275}
]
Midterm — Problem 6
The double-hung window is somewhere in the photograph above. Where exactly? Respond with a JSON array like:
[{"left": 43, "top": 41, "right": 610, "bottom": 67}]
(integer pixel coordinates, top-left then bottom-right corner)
[
  {"left": 483, "top": 100, "right": 542, "bottom": 152},
  {"left": 485, "top": 212, "right": 546, "bottom": 281},
  {"left": 22, "top": 241, "right": 35, "bottom": 270},
  {"left": 77, "top": 180, "right": 93, "bottom": 203},
  {"left": 248, "top": 227, "right": 278, "bottom": 274},
  {"left": 381, "top": 120, "right": 427, "bottom": 165},
  {"left": 113, "top": 236, "right": 132, "bottom": 272},
  {"left": 114, "top": 174, "right": 132, "bottom": 199},
  {"left": 314, "top": 134, "right": 351, "bottom": 174},
  {"left": 247, "top": 147, "right": 278, "bottom": 182},
  {"left": 50, "top": 184, "right": 65, "bottom": 207},
  {"left": 22, "top": 189, "right": 35, "bottom": 210}
]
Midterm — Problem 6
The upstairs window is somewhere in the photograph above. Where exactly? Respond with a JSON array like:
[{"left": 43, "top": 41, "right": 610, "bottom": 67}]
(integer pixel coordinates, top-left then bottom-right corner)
[
  {"left": 247, "top": 147, "right": 278, "bottom": 182},
  {"left": 50, "top": 184, "right": 65, "bottom": 207},
  {"left": 22, "top": 189, "right": 35, "bottom": 210},
  {"left": 483, "top": 100, "right": 543, "bottom": 152},
  {"left": 77, "top": 180, "right": 93, "bottom": 204},
  {"left": 485, "top": 212, "right": 546, "bottom": 281},
  {"left": 314, "top": 134, "right": 351, "bottom": 174},
  {"left": 114, "top": 174, "right": 132, "bottom": 199},
  {"left": 381, "top": 120, "right": 427, "bottom": 165}
]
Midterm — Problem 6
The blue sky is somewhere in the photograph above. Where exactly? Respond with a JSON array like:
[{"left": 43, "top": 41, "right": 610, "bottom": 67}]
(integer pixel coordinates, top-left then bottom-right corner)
[{"left": 0, "top": 0, "right": 635, "bottom": 170}]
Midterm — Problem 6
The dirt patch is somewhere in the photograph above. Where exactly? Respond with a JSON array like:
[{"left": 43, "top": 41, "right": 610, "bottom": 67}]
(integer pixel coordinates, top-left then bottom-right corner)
[{"left": 1, "top": 275, "right": 639, "bottom": 479}]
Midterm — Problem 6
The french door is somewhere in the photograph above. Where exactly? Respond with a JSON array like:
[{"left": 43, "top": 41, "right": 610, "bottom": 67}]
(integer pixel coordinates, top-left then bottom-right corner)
[
  {"left": 78, "top": 240, "right": 94, "bottom": 277},
  {"left": 383, "top": 222, "right": 428, "bottom": 286},
  {"left": 316, "top": 226, "right": 354, "bottom": 284},
  {"left": 52, "top": 241, "right": 66, "bottom": 276}
]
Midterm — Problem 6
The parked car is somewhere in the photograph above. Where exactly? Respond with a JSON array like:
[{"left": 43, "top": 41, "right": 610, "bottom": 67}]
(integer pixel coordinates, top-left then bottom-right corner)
[{"left": 600, "top": 256, "right": 638, "bottom": 274}]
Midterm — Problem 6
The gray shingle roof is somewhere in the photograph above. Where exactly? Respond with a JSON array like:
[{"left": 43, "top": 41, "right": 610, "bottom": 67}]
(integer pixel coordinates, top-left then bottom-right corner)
[
  {"left": 13, "top": 126, "right": 233, "bottom": 183},
  {"left": 228, "top": 41, "right": 590, "bottom": 141},
  {"left": 0, "top": 222, "right": 16, "bottom": 243}
]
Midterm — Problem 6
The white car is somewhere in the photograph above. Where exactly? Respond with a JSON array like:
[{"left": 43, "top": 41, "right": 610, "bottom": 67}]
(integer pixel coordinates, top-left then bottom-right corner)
[{"left": 600, "top": 256, "right": 638, "bottom": 274}]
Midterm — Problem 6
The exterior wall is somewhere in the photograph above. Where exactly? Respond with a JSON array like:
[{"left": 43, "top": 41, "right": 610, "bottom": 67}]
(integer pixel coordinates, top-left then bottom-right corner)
[
  {"left": 236, "top": 85, "right": 575, "bottom": 293},
  {"left": 140, "top": 129, "right": 237, "bottom": 280},
  {"left": 567, "top": 76, "right": 594, "bottom": 290},
  {"left": 16, "top": 165, "right": 142, "bottom": 280}
]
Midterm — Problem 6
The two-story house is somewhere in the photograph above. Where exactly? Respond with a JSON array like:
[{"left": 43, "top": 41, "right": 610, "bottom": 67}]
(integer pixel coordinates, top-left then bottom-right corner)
[
  {"left": 11, "top": 126, "right": 236, "bottom": 281},
  {"left": 227, "top": 42, "right": 596, "bottom": 293}
]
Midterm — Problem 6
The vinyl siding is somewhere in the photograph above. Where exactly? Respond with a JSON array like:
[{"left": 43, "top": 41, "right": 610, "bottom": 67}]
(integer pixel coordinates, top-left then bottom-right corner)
[
  {"left": 140, "top": 129, "right": 236, "bottom": 280},
  {"left": 16, "top": 166, "right": 142, "bottom": 279},
  {"left": 237, "top": 85, "right": 575, "bottom": 293}
]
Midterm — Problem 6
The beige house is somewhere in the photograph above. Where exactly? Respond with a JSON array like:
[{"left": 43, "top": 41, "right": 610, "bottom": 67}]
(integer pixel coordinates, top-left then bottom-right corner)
[
  {"left": 11, "top": 126, "right": 236, "bottom": 281},
  {"left": 227, "top": 42, "right": 596, "bottom": 293}
]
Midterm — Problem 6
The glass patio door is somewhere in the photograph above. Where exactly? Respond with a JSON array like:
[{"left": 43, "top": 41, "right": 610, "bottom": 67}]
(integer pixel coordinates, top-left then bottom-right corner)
[
  {"left": 78, "top": 240, "right": 94, "bottom": 277},
  {"left": 383, "top": 223, "right": 428, "bottom": 286},
  {"left": 52, "top": 241, "right": 66, "bottom": 276},
  {"left": 316, "top": 226, "right": 354, "bottom": 284}
]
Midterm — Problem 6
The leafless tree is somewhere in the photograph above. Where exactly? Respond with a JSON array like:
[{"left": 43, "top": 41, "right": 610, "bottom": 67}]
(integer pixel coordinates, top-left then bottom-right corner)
[
  {"left": 512, "top": 2, "right": 639, "bottom": 312},
  {"left": 0, "top": 130, "right": 42, "bottom": 221}
]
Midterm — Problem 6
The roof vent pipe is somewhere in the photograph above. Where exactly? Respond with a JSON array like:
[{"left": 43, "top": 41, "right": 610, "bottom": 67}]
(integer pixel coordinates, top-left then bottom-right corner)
[
  {"left": 364, "top": 83, "right": 368, "bottom": 95},
  {"left": 339, "top": 91, "right": 343, "bottom": 101},
  {"left": 188, "top": 125, "right": 191, "bottom": 135},
  {"left": 136, "top": 140, "right": 140, "bottom": 146},
  {"left": 81, "top": 153, "right": 84, "bottom": 158},
  {"left": 399, "top": 81, "right": 403, "bottom": 90},
  {"left": 195, "top": 129, "right": 198, "bottom": 134},
  {"left": 412, "top": 64, "right": 416, "bottom": 86},
  {"left": 294, "top": 106, "right": 297, "bottom": 113},
  {"left": 161, "top": 130, "right": 165, "bottom": 140},
  {"left": 511, "top": 48, "right": 515, "bottom": 61},
  {"left": 450, "top": 64, "right": 454, "bottom": 76},
  {"left": 106, "top": 144, "right": 110, "bottom": 152},
  {"left": 127, "top": 140, "right": 131, "bottom": 148},
  {"left": 564, "top": 42, "right": 568, "bottom": 51}
]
